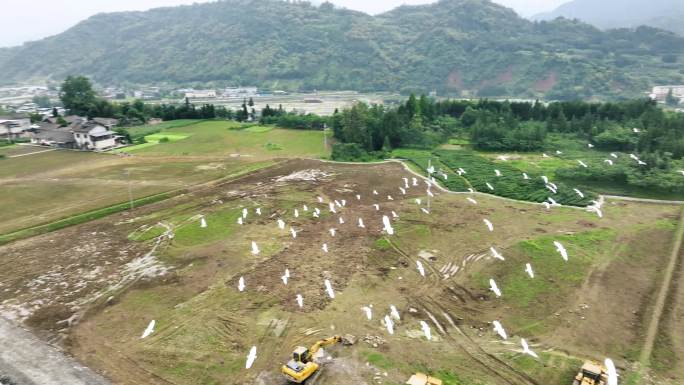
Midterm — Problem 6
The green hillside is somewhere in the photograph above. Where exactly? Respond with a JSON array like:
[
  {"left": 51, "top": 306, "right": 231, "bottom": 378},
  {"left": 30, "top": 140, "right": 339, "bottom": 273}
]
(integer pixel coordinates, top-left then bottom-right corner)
[{"left": 1, "top": 0, "right": 684, "bottom": 99}]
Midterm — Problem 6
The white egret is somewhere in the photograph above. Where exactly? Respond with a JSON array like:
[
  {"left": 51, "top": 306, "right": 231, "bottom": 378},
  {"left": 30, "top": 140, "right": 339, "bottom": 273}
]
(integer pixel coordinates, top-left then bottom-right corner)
[
  {"left": 541, "top": 175, "right": 549, "bottom": 184},
  {"left": 416, "top": 260, "right": 426, "bottom": 277},
  {"left": 245, "top": 346, "right": 257, "bottom": 369},
  {"left": 294, "top": 209, "right": 299, "bottom": 218},
  {"left": 390, "top": 305, "right": 401, "bottom": 320},
  {"left": 421, "top": 208, "right": 430, "bottom": 214},
  {"left": 604, "top": 159, "right": 614, "bottom": 166},
  {"left": 281, "top": 274, "right": 288, "bottom": 285},
  {"left": 574, "top": 188, "right": 585, "bottom": 198},
  {"left": 548, "top": 197, "right": 559, "bottom": 206},
  {"left": 242, "top": 208, "right": 248, "bottom": 219},
  {"left": 678, "top": 170, "right": 684, "bottom": 176},
  {"left": 556, "top": 150, "right": 563, "bottom": 155},
  {"left": 427, "top": 165, "right": 435, "bottom": 174},
  {"left": 493, "top": 320, "right": 507, "bottom": 340},
  {"left": 403, "top": 177, "right": 409, "bottom": 188},
  {"left": 638, "top": 160, "right": 647, "bottom": 165},
  {"left": 542, "top": 202, "right": 551, "bottom": 210},
  {"left": 256, "top": 208, "right": 262, "bottom": 216},
  {"left": 383, "top": 215, "right": 395, "bottom": 235},
  {"left": 341, "top": 199, "right": 346, "bottom": 207},
  {"left": 384, "top": 315, "right": 395, "bottom": 335},
  {"left": 339, "top": 217, "right": 345, "bottom": 224},
  {"left": 495, "top": 169, "right": 502, "bottom": 177},
  {"left": 611, "top": 153, "right": 618, "bottom": 159},
  {"left": 141, "top": 320, "right": 155, "bottom": 339},
  {"left": 296, "top": 294, "right": 304, "bottom": 308},
  {"left": 362, "top": 306, "right": 373, "bottom": 320},
  {"left": 303, "top": 204, "right": 309, "bottom": 211},
  {"left": 324, "top": 279, "right": 335, "bottom": 299},
  {"left": 542, "top": 153, "right": 549, "bottom": 158},
  {"left": 322, "top": 243, "right": 328, "bottom": 253},
  {"left": 489, "top": 279, "right": 502, "bottom": 297},
  {"left": 251, "top": 241, "right": 260, "bottom": 255},
  {"left": 237, "top": 217, "right": 244, "bottom": 225},
  {"left": 277, "top": 219, "right": 285, "bottom": 230},
  {"left": 358, "top": 218, "right": 365, "bottom": 228},
  {"left": 313, "top": 212, "right": 320, "bottom": 218},
  {"left": 290, "top": 227, "right": 297, "bottom": 238},
  {"left": 391, "top": 211, "right": 399, "bottom": 218},
  {"left": 578, "top": 160, "right": 588, "bottom": 168},
  {"left": 427, "top": 189, "right": 434, "bottom": 198},
  {"left": 356, "top": 194, "right": 361, "bottom": 200},
  {"left": 373, "top": 204, "right": 380, "bottom": 211},
  {"left": 415, "top": 198, "right": 422, "bottom": 205},
  {"left": 400, "top": 187, "right": 407, "bottom": 195},
  {"left": 554, "top": 241, "right": 568, "bottom": 261},
  {"left": 483, "top": 219, "right": 494, "bottom": 232},
  {"left": 373, "top": 190, "right": 379, "bottom": 195},
  {"left": 200, "top": 216, "right": 207, "bottom": 228},
  {"left": 605, "top": 358, "right": 618, "bottom": 385},
  {"left": 633, "top": 127, "right": 640, "bottom": 133},
  {"left": 318, "top": 196, "right": 324, "bottom": 203},
  {"left": 546, "top": 184, "right": 557, "bottom": 194},
  {"left": 588, "top": 205, "right": 603, "bottom": 218},
  {"left": 521, "top": 339, "right": 539, "bottom": 358},
  {"left": 335, "top": 200, "right": 342, "bottom": 208},
  {"left": 329, "top": 228, "right": 336, "bottom": 237},
  {"left": 486, "top": 182, "right": 494, "bottom": 191},
  {"left": 588, "top": 143, "right": 594, "bottom": 148},
  {"left": 441, "top": 172, "right": 448, "bottom": 180},
  {"left": 525, "top": 263, "right": 535, "bottom": 278},
  {"left": 467, "top": 197, "right": 477, "bottom": 205},
  {"left": 490, "top": 247, "right": 505, "bottom": 261},
  {"left": 238, "top": 276, "right": 245, "bottom": 292},
  {"left": 523, "top": 173, "right": 530, "bottom": 180},
  {"left": 420, "top": 321, "right": 432, "bottom": 341},
  {"left": 387, "top": 195, "right": 394, "bottom": 201},
  {"left": 329, "top": 203, "right": 337, "bottom": 213},
  {"left": 412, "top": 177, "right": 418, "bottom": 186},
  {"left": 468, "top": 188, "right": 474, "bottom": 193}
]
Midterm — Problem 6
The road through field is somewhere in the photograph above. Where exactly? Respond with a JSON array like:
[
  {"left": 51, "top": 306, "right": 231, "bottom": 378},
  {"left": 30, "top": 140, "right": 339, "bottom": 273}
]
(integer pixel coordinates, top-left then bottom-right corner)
[{"left": 0, "top": 317, "right": 112, "bottom": 385}]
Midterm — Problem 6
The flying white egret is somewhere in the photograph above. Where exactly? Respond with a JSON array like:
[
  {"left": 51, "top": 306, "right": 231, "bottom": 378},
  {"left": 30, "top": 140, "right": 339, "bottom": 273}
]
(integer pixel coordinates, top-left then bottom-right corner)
[
  {"left": 421, "top": 208, "right": 430, "bottom": 214},
  {"left": 588, "top": 143, "right": 594, "bottom": 148},
  {"left": 588, "top": 205, "right": 603, "bottom": 218},
  {"left": 318, "top": 196, "right": 324, "bottom": 203},
  {"left": 245, "top": 346, "right": 257, "bottom": 369},
  {"left": 335, "top": 200, "right": 342, "bottom": 208},
  {"left": 493, "top": 320, "right": 508, "bottom": 340},
  {"left": 468, "top": 188, "right": 475, "bottom": 193},
  {"left": 420, "top": 321, "right": 432, "bottom": 341},
  {"left": 237, "top": 217, "right": 244, "bottom": 225},
  {"left": 390, "top": 305, "right": 401, "bottom": 320},
  {"left": 322, "top": 243, "right": 328, "bottom": 253},
  {"left": 441, "top": 172, "right": 448, "bottom": 180},
  {"left": 290, "top": 227, "right": 297, "bottom": 238},
  {"left": 638, "top": 160, "right": 647, "bottom": 165},
  {"left": 611, "top": 153, "right": 618, "bottom": 159},
  {"left": 412, "top": 177, "right": 418, "bottom": 186},
  {"left": 486, "top": 182, "right": 495, "bottom": 191},
  {"left": 383, "top": 215, "right": 395, "bottom": 235},
  {"left": 238, "top": 276, "right": 245, "bottom": 292},
  {"left": 294, "top": 209, "right": 299, "bottom": 218},
  {"left": 358, "top": 218, "right": 365, "bottom": 228},
  {"left": 483, "top": 219, "right": 494, "bottom": 232},
  {"left": 141, "top": 320, "right": 155, "bottom": 339},
  {"left": 556, "top": 150, "right": 563, "bottom": 155},
  {"left": 324, "top": 279, "right": 335, "bottom": 299},
  {"left": 296, "top": 294, "right": 304, "bottom": 308},
  {"left": 313, "top": 212, "right": 320, "bottom": 218},
  {"left": 303, "top": 204, "right": 309, "bottom": 211},
  {"left": 329, "top": 203, "right": 337, "bottom": 213},
  {"left": 546, "top": 184, "right": 557, "bottom": 194},
  {"left": 523, "top": 173, "right": 530, "bottom": 180},
  {"left": 384, "top": 315, "right": 395, "bottom": 335},
  {"left": 356, "top": 194, "right": 361, "bottom": 200},
  {"left": 391, "top": 211, "right": 399, "bottom": 218},
  {"left": 387, "top": 195, "right": 394, "bottom": 201},
  {"left": 281, "top": 274, "right": 288, "bottom": 285},
  {"left": 605, "top": 358, "right": 618, "bottom": 385},
  {"left": 403, "top": 177, "right": 409, "bottom": 187},
  {"left": 251, "top": 241, "right": 260, "bottom": 255},
  {"left": 427, "top": 165, "right": 435, "bottom": 174},
  {"left": 427, "top": 189, "right": 434, "bottom": 198},
  {"left": 415, "top": 198, "right": 422, "bottom": 205},
  {"left": 339, "top": 217, "right": 345, "bottom": 224},
  {"left": 604, "top": 159, "right": 614, "bottom": 166},
  {"left": 373, "top": 204, "right": 380, "bottom": 211},
  {"left": 629, "top": 154, "right": 638, "bottom": 160},
  {"left": 489, "top": 279, "right": 502, "bottom": 297},
  {"left": 633, "top": 127, "right": 640, "bottom": 133},
  {"left": 373, "top": 190, "right": 379, "bottom": 195},
  {"left": 416, "top": 260, "right": 426, "bottom": 277},
  {"left": 341, "top": 199, "right": 346, "bottom": 207},
  {"left": 490, "top": 247, "right": 505, "bottom": 261},
  {"left": 542, "top": 153, "right": 549, "bottom": 158},
  {"left": 521, "top": 339, "right": 539, "bottom": 358},
  {"left": 467, "top": 197, "right": 478, "bottom": 205},
  {"left": 400, "top": 187, "right": 407, "bottom": 195},
  {"left": 315, "top": 207, "right": 321, "bottom": 215},
  {"left": 541, "top": 175, "right": 549, "bottom": 184},
  {"left": 362, "top": 306, "right": 373, "bottom": 320},
  {"left": 285, "top": 268, "right": 290, "bottom": 278},
  {"left": 242, "top": 208, "right": 248, "bottom": 219},
  {"left": 573, "top": 188, "right": 585, "bottom": 198},
  {"left": 578, "top": 160, "right": 588, "bottom": 168},
  {"left": 329, "top": 228, "right": 336, "bottom": 237},
  {"left": 542, "top": 202, "right": 551, "bottom": 210},
  {"left": 548, "top": 197, "right": 559, "bottom": 206},
  {"left": 256, "top": 208, "right": 262, "bottom": 216},
  {"left": 200, "top": 216, "right": 207, "bottom": 228},
  {"left": 525, "top": 263, "right": 535, "bottom": 278},
  {"left": 679, "top": 170, "right": 684, "bottom": 176},
  {"left": 554, "top": 241, "right": 568, "bottom": 261},
  {"left": 495, "top": 169, "right": 502, "bottom": 177}
]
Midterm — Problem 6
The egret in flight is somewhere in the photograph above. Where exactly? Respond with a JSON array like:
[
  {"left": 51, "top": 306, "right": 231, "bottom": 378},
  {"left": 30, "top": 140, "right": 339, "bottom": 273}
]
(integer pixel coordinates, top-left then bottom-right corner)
[
  {"left": 238, "top": 276, "right": 245, "bottom": 292},
  {"left": 493, "top": 320, "right": 507, "bottom": 340},
  {"left": 245, "top": 346, "right": 257, "bottom": 369},
  {"left": 141, "top": 320, "right": 155, "bottom": 339},
  {"left": 525, "top": 263, "right": 535, "bottom": 278},
  {"left": 420, "top": 321, "right": 432, "bottom": 341},
  {"left": 489, "top": 279, "right": 502, "bottom": 297},
  {"left": 521, "top": 338, "right": 539, "bottom": 358},
  {"left": 554, "top": 241, "right": 568, "bottom": 261}
]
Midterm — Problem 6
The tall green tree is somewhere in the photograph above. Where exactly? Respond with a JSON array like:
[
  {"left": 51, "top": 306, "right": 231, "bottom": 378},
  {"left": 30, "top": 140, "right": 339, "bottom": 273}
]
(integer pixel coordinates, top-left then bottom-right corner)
[{"left": 59, "top": 76, "right": 97, "bottom": 116}]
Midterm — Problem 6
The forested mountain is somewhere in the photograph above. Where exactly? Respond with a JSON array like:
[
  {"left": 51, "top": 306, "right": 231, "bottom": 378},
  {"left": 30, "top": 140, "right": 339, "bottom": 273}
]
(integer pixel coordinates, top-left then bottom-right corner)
[
  {"left": 1, "top": 0, "right": 684, "bottom": 99},
  {"left": 534, "top": 0, "right": 684, "bottom": 36}
]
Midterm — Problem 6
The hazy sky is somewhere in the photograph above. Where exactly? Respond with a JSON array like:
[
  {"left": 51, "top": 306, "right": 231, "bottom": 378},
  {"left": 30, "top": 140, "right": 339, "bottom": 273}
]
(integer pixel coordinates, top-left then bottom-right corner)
[{"left": 2, "top": 0, "right": 568, "bottom": 48}]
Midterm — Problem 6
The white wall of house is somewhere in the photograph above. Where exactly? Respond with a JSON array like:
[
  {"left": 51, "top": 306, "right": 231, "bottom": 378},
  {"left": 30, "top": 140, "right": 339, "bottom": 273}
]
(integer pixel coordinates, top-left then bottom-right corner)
[{"left": 73, "top": 125, "right": 116, "bottom": 150}]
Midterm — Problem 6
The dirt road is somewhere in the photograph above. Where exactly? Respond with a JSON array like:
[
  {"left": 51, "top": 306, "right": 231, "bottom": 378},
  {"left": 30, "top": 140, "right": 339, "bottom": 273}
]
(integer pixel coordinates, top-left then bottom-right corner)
[{"left": 0, "top": 317, "right": 112, "bottom": 385}]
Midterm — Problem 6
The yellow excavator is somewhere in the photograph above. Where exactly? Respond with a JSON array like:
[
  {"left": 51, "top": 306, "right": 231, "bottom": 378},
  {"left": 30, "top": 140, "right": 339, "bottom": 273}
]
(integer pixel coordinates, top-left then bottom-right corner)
[
  {"left": 281, "top": 336, "right": 342, "bottom": 383},
  {"left": 573, "top": 361, "right": 609, "bottom": 385}
]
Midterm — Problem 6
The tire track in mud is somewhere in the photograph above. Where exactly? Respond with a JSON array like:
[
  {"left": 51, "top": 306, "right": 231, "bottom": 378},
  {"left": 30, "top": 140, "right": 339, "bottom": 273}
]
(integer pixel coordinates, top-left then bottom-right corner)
[{"left": 384, "top": 237, "right": 539, "bottom": 385}]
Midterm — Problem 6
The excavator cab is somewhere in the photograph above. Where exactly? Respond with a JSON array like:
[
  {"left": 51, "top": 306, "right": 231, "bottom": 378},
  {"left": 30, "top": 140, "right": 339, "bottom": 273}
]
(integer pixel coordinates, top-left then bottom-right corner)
[
  {"left": 292, "top": 346, "right": 311, "bottom": 363},
  {"left": 573, "top": 361, "right": 608, "bottom": 385}
]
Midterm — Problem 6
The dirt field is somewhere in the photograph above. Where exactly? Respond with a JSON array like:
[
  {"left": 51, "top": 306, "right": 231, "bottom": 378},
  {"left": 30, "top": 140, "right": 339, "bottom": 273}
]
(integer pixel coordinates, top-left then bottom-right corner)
[{"left": 0, "top": 159, "right": 682, "bottom": 385}]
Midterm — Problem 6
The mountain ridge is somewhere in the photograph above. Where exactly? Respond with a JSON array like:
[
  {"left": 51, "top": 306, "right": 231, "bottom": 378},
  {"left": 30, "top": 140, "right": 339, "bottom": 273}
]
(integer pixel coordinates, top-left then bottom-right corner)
[{"left": 0, "top": 0, "right": 683, "bottom": 100}]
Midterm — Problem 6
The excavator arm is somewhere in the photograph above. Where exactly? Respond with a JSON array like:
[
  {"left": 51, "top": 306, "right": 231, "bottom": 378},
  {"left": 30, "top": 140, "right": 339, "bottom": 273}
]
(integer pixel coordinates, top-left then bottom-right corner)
[{"left": 309, "top": 336, "right": 341, "bottom": 356}]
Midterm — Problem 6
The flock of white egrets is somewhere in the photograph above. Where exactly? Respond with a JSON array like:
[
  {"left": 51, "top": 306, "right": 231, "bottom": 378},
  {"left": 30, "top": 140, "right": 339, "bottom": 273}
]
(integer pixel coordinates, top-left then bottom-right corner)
[{"left": 137, "top": 153, "right": 621, "bottom": 383}]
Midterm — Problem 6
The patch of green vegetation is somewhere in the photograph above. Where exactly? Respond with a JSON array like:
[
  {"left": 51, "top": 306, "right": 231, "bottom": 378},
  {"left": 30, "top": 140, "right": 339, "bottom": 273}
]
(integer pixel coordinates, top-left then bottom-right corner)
[
  {"left": 374, "top": 238, "right": 391, "bottom": 250},
  {"left": 362, "top": 351, "right": 395, "bottom": 370},
  {"left": 264, "top": 142, "right": 282, "bottom": 151},
  {"left": 128, "top": 224, "right": 167, "bottom": 242},
  {"left": 244, "top": 125, "right": 273, "bottom": 133},
  {"left": 172, "top": 208, "right": 241, "bottom": 247}
]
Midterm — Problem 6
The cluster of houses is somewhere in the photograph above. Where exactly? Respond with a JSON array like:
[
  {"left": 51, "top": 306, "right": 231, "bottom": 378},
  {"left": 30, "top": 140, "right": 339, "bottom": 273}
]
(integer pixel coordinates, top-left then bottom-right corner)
[{"left": 0, "top": 114, "right": 123, "bottom": 151}]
